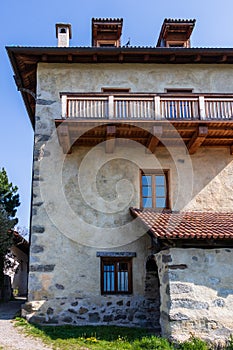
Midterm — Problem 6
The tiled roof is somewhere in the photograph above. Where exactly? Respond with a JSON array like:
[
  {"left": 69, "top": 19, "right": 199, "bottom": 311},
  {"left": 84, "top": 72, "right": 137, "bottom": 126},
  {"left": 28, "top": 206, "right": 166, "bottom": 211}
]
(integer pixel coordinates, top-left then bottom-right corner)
[{"left": 130, "top": 208, "right": 233, "bottom": 240}]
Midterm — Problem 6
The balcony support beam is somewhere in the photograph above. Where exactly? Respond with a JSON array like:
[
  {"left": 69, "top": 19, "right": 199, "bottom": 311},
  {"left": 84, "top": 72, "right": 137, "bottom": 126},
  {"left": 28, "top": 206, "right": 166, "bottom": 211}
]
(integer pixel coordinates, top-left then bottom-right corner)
[
  {"left": 146, "top": 125, "right": 163, "bottom": 153},
  {"left": 106, "top": 125, "right": 116, "bottom": 153},
  {"left": 58, "top": 123, "right": 72, "bottom": 154},
  {"left": 188, "top": 126, "right": 208, "bottom": 154}
]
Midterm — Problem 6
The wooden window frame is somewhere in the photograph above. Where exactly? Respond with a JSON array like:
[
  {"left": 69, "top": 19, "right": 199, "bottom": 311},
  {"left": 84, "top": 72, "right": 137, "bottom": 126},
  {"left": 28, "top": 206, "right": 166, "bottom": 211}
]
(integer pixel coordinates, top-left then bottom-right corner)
[
  {"left": 101, "top": 257, "right": 133, "bottom": 295},
  {"left": 140, "top": 170, "right": 170, "bottom": 210}
]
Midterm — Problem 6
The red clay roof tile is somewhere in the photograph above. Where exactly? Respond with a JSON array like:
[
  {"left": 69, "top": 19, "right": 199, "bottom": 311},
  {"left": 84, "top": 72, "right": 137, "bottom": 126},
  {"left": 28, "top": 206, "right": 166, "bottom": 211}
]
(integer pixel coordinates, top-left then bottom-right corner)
[{"left": 130, "top": 208, "right": 233, "bottom": 240}]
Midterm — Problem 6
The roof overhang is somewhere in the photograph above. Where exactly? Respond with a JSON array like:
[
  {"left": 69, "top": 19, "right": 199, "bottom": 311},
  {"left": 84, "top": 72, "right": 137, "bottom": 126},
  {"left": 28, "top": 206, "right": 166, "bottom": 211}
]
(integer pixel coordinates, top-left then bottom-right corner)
[
  {"left": 6, "top": 46, "right": 233, "bottom": 128},
  {"left": 130, "top": 208, "right": 233, "bottom": 248}
]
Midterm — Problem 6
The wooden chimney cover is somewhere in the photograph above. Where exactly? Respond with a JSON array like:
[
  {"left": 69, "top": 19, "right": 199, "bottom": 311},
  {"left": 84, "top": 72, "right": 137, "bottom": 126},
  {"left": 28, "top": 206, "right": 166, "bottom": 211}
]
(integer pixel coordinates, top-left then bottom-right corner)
[{"left": 92, "top": 18, "right": 123, "bottom": 47}]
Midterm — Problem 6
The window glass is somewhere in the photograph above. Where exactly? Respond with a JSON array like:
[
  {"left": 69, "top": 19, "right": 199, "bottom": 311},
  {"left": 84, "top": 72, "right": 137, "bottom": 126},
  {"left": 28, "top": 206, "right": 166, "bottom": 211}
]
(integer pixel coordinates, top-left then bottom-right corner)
[
  {"left": 156, "top": 197, "right": 166, "bottom": 208},
  {"left": 141, "top": 171, "right": 168, "bottom": 209},
  {"left": 142, "top": 175, "right": 152, "bottom": 186},
  {"left": 143, "top": 197, "right": 152, "bottom": 208},
  {"left": 142, "top": 186, "right": 152, "bottom": 197},
  {"left": 101, "top": 258, "right": 132, "bottom": 294}
]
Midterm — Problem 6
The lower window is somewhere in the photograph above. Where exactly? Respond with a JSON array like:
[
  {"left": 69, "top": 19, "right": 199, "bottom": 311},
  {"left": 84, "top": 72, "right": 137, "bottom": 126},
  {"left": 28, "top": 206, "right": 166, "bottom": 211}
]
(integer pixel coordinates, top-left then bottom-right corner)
[{"left": 101, "top": 257, "right": 132, "bottom": 294}]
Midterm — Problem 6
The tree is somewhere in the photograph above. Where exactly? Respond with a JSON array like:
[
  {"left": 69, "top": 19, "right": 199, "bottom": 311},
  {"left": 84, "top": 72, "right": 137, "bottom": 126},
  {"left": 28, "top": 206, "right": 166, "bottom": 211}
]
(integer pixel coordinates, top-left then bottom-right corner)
[
  {"left": 0, "top": 168, "right": 20, "bottom": 225},
  {"left": 0, "top": 168, "right": 20, "bottom": 299}
]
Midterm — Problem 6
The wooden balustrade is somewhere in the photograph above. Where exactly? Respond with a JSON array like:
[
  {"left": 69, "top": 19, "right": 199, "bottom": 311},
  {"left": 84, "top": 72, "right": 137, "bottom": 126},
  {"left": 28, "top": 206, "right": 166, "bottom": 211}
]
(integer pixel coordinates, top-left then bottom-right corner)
[{"left": 61, "top": 94, "right": 233, "bottom": 121}]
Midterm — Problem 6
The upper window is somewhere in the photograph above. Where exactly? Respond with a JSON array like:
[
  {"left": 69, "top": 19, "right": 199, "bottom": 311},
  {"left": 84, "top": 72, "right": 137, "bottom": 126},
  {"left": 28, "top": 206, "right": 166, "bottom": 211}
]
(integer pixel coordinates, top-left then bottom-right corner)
[
  {"left": 101, "top": 257, "right": 132, "bottom": 294},
  {"left": 141, "top": 170, "right": 169, "bottom": 209}
]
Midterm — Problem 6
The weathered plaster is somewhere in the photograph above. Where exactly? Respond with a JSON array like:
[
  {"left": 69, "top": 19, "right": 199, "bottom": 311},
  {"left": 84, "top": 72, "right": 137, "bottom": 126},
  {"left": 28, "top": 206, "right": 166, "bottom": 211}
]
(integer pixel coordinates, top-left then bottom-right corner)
[{"left": 25, "top": 62, "right": 233, "bottom": 335}]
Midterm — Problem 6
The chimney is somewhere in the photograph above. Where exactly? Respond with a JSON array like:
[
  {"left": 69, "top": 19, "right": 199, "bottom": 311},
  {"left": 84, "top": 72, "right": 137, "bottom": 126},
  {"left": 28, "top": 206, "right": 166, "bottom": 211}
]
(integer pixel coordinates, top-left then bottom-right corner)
[
  {"left": 56, "top": 23, "right": 72, "bottom": 47},
  {"left": 92, "top": 18, "right": 123, "bottom": 47},
  {"left": 156, "top": 19, "right": 196, "bottom": 48}
]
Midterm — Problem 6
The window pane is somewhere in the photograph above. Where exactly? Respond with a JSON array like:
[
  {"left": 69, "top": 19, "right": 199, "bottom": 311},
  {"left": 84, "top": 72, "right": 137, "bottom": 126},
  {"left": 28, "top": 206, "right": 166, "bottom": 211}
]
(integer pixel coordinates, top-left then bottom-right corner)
[
  {"left": 142, "top": 175, "right": 151, "bottom": 186},
  {"left": 155, "top": 175, "right": 165, "bottom": 185},
  {"left": 118, "top": 263, "right": 128, "bottom": 292},
  {"left": 156, "top": 197, "right": 166, "bottom": 208},
  {"left": 104, "top": 264, "right": 115, "bottom": 292},
  {"left": 142, "top": 186, "right": 152, "bottom": 197},
  {"left": 156, "top": 186, "right": 165, "bottom": 196},
  {"left": 143, "top": 197, "right": 152, "bottom": 208}
]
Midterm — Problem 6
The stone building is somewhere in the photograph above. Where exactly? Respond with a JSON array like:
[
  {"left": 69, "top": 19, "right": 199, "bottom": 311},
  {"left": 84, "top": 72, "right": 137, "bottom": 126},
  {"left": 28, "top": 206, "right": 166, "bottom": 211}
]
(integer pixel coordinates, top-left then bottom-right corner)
[{"left": 6, "top": 18, "right": 233, "bottom": 344}]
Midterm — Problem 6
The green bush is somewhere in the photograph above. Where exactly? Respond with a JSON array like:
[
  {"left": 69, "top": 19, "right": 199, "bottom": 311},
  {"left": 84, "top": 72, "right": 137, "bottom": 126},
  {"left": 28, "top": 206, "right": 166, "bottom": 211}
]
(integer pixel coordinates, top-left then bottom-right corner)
[{"left": 178, "top": 337, "right": 209, "bottom": 350}]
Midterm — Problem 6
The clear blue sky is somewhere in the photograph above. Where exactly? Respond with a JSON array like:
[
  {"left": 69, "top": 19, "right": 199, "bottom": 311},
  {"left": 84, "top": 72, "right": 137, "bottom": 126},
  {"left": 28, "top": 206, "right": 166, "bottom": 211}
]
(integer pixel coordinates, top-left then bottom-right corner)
[{"left": 1, "top": 0, "right": 233, "bottom": 229}]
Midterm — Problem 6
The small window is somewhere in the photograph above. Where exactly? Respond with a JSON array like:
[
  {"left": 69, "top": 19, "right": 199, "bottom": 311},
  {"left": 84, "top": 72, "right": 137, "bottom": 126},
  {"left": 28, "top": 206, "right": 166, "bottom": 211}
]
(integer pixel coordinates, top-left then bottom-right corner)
[
  {"left": 165, "top": 88, "right": 193, "bottom": 94},
  {"left": 102, "top": 87, "right": 130, "bottom": 93},
  {"left": 101, "top": 257, "right": 132, "bottom": 294},
  {"left": 141, "top": 170, "right": 169, "bottom": 209}
]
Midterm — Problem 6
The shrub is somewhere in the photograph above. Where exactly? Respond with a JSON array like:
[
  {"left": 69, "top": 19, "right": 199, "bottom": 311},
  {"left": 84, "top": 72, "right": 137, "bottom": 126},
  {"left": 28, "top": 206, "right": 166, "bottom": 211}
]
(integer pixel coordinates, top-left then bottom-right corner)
[{"left": 178, "top": 337, "right": 209, "bottom": 350}]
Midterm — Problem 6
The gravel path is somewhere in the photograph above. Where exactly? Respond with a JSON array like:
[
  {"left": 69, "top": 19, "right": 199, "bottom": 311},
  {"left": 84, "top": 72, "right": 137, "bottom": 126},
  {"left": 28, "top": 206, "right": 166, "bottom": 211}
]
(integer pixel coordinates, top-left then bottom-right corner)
[{"left": 0, "top": 299, "right": 52, "bottom": 350}]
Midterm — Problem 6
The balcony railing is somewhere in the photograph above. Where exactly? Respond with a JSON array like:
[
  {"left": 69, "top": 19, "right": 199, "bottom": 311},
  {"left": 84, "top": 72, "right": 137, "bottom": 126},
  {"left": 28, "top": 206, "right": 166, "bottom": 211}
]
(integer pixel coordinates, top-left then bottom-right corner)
[{"left": 61, "top": 93, "right": 233, "bottom": 121}]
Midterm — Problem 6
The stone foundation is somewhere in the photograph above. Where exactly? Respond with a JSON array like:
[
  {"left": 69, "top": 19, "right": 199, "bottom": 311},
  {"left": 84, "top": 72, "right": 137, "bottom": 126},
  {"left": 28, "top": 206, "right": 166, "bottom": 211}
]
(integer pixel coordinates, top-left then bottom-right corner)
[{"left": 22, "top": 294, "right": 160, "bottom": 330}]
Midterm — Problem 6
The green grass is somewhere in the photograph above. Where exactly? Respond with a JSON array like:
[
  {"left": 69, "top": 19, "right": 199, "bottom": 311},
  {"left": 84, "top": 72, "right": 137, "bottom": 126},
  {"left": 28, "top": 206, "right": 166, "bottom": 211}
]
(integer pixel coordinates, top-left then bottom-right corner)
[{"left": 14, "top": 318, "right": 233, "bottom": 350}]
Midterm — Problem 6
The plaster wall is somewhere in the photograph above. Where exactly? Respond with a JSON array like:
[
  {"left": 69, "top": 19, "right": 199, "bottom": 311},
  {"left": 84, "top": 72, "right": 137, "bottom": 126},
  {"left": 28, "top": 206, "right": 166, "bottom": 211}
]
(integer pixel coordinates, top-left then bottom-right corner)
[{"left": 25, "top": 63, "right": 233, "bottom": 327}]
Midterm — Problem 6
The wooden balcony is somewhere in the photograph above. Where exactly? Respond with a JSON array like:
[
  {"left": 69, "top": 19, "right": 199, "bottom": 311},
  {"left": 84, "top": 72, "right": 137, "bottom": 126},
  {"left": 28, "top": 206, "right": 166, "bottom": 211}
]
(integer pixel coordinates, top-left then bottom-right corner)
[{"left": 55, "top": 93, "right": 233, "bottom": 154}]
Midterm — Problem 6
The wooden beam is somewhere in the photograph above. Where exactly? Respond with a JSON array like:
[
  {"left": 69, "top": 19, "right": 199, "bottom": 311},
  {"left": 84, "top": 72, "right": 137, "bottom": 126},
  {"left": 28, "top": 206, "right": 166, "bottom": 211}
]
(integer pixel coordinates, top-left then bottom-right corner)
[
  {"left": 146, "top": 126, "right": 163, "bottom": 153},
  {"left": 23, "top": 67, "right": 35, "bottom": 79},
  {"left": 230, "top": 145, "right": 233, "bottom": 155},
  {"left": 194, "top": 54, "right": 201, "bottom": 62},
  {"left": 41, "top": 55, "right": 48, "bottom": 62},
  {"left": 105, "top": 125, "right": 116, "bottom": 153},
  {"left": 67, "top": 54, "right": 73, "bottom": 62},
  {"left": 187, "top": 126, "right": 208, "bottom": 154},
  {"left": 169, "top": 55, "right": 176, "bottom": 62},
  {"left": 57, "top": 124, "right": 72, "bottom": 154},
  {"left": 119, "top": 54, "right": 124, "bottom": 62},
  {"left": 219, "top": 55, "right": 227, "bottom": 63}
]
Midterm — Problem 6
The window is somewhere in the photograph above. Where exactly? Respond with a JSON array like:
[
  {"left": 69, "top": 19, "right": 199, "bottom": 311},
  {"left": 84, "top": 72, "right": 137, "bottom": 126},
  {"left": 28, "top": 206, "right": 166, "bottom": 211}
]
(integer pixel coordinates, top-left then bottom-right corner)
[
  {"left": 141, "top": 170, "right": 169, "bottom": 209},
  {"left": 101, "top": 257, "right": 132, "bottom": 294},
  {"left": 165, "top": 88, "right": 193, "bottom": 94},
  {"left": 101, "top": 87, "right": 131, "bottom": 93}
]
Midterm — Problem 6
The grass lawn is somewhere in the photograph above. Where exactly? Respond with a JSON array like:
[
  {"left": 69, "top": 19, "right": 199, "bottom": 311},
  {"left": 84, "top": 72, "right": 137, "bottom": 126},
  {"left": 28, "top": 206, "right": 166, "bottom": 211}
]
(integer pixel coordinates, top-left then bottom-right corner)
[{"left": 14, "top": 318, "right": 233, "bottom": 350}]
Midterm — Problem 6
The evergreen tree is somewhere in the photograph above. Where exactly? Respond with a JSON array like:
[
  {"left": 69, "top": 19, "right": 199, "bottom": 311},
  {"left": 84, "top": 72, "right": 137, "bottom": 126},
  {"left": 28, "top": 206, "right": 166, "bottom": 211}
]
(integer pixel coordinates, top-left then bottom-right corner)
[{"left": 0, "top": 168, "right": 20, "bottom": 298}]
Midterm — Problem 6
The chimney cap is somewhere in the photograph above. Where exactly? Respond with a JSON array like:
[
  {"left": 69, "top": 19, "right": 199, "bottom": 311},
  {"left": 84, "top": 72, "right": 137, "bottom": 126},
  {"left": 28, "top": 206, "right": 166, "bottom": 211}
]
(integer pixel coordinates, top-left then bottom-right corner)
[{"left": 56, "top": 23, "right": 72, "bottom": 39}]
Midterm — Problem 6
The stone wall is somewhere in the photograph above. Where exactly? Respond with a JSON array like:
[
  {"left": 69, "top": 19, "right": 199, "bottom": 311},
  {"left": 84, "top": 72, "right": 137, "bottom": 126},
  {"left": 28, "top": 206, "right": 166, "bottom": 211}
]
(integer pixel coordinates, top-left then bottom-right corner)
[
  {"left": 22, "top": 294, "right": 160, "bottom": 329},
  {"left": 155, "top": 248, "right": 233, "bottom": 344}
]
